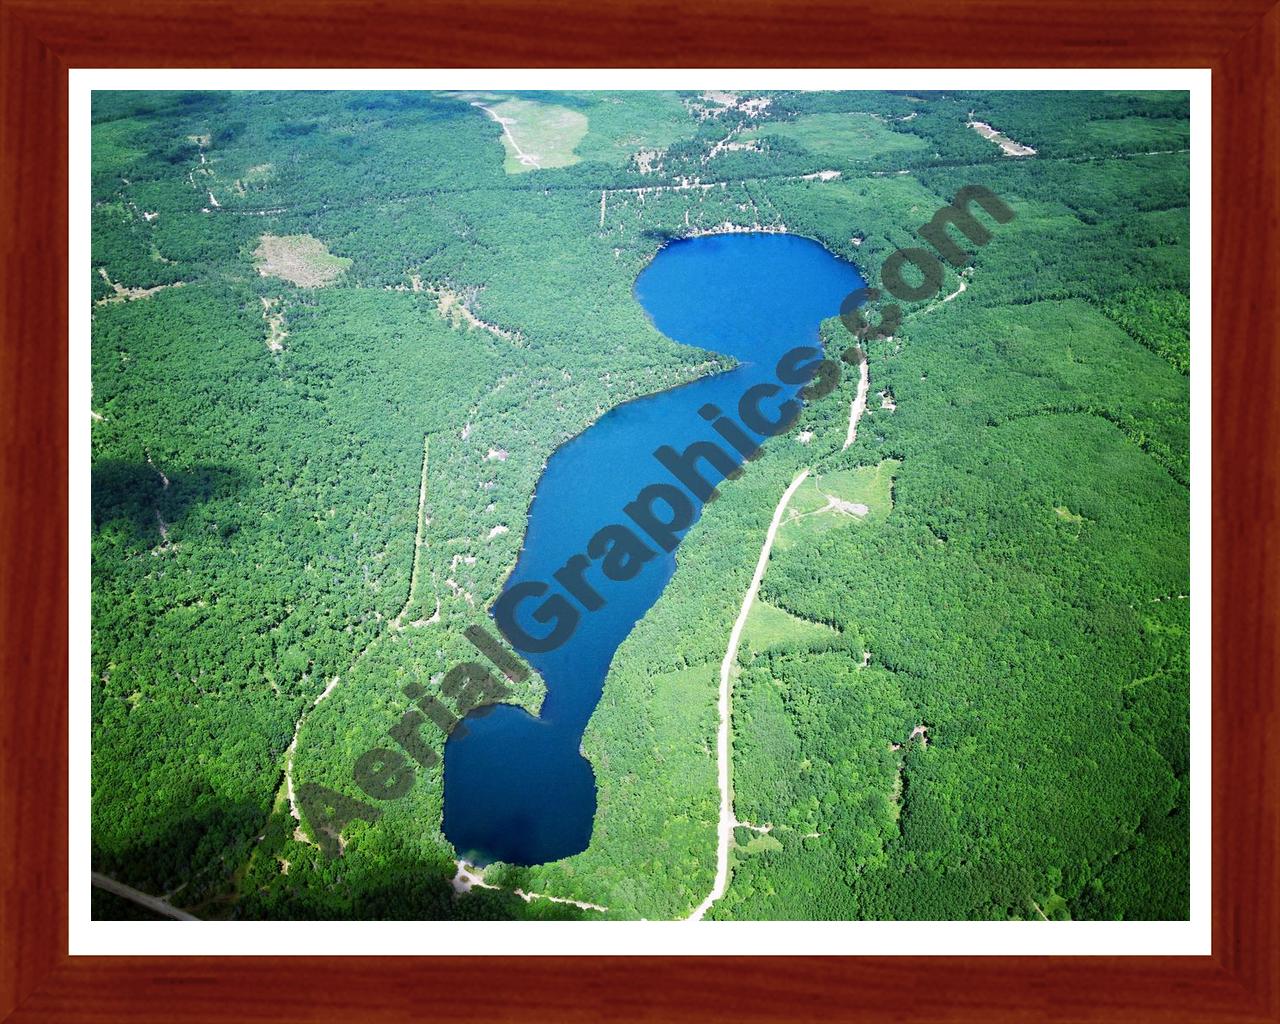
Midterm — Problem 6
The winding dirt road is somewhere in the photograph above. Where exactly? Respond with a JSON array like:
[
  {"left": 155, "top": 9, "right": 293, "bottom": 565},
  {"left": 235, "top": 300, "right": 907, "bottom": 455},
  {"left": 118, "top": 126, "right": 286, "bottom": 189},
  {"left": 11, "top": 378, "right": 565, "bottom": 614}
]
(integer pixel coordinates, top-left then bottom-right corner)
[
  {"left": 686, "top": 467, "right": 810, "bottom": 921},
  {"left": 689, "top": 351, "right": 877, "bottom": 920},
  {"left": 843, "top": 354, "right": 870, "bottom": 450},
  {"left": 472, "top": 102, "right": 541, "bottom": 169},
  {"left": 391, "top": 435, "right": 431, "bottom": 629},
  {"left": 284, "top": 435, "right": 430, "bottom": 826}
]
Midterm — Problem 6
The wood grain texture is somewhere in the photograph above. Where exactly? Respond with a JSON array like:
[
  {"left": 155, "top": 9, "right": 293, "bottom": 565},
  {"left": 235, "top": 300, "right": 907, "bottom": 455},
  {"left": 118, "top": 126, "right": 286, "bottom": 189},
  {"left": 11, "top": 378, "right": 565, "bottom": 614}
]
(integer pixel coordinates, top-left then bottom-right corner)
[{"left": 1, "top": 1, "right": 1276, "bottom": 1020}]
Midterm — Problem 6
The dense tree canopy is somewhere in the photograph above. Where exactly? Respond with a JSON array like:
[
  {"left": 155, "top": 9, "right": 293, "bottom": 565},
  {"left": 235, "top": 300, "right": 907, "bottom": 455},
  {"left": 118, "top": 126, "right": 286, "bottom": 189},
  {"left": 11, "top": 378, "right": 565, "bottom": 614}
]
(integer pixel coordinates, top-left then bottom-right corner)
[{"left": 90, "top": 88, "right": 1190, "bottom": 921}]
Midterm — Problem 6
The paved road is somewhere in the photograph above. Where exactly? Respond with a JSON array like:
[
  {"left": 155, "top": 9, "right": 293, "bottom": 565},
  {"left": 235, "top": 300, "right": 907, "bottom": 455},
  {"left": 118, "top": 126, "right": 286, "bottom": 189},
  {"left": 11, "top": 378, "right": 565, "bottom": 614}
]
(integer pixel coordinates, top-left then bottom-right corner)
[{"left": 91, "top": 872, "right": 199, "bottom": 921}]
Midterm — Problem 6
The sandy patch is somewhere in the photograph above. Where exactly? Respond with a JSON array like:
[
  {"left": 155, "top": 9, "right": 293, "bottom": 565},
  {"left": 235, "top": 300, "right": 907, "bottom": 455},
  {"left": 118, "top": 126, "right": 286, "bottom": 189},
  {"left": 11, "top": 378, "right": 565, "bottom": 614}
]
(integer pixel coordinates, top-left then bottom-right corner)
[
  {"left": 634, "top": 149, "right": 662, "bottom": 175},
  {"left": 684, "top": 220, "right": 788, "bottom": 238},
  {"left": 95, "top": 267, "right": 186, "bottom": 305},
  {"left": 843, "top": 350, "right": 870, "bottom": 450},
  {"left": 253, "top": 233, "right": 352, "bottom": 288},
  {"left": 789, "top": 492, "right": 869, "bottom": 525},
  {"left": 707, "top": 137, "right": 763, "bottom": 161},
  {"left": 427, "top": 283, "right": 521, "bottom": 343},
  {"left": 260, "top": 296, "right": 287, "bottom": 352},
  {"left": 967, "top": 119, "right": 1037, "bottom": 157},
  {"left": 451, "top": 861, "right": 500, "bottom": 894},
  {"left": 691, "top": 93, "right": 771, "bottom": 120},
  {"left": 825, "top": 495, "right": 869, "bottom": 517}
]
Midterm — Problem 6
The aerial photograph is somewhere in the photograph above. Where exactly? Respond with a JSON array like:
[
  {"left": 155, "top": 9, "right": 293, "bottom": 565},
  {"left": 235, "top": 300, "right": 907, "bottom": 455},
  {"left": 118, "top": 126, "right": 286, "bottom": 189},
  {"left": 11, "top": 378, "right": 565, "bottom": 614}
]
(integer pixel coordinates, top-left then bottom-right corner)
[{"left": 89, "top": 87, "right": 1191, "bottom": 922}]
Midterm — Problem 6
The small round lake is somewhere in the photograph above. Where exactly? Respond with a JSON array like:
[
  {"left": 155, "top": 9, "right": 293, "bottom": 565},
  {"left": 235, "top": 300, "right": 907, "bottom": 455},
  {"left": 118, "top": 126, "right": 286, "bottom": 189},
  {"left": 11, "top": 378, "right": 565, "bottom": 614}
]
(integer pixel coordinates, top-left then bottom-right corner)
[{"left": 442, "top": 232, "right": 865, "bottom": 866}]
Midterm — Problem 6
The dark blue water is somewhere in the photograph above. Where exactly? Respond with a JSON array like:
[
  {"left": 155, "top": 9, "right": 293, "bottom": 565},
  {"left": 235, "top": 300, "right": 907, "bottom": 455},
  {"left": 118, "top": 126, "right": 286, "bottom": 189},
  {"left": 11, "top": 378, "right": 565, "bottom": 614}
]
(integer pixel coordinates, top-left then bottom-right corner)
[{"left": 442, "top": 233, "right": 865, "bottom": 866}]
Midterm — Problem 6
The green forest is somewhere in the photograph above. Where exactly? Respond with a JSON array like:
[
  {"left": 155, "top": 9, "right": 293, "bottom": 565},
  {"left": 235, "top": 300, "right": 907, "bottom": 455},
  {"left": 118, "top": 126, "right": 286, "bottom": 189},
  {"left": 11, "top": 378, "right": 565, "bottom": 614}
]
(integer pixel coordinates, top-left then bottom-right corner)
[{"left": 90, "top": 88, "right": 1191, "bottom": 921}]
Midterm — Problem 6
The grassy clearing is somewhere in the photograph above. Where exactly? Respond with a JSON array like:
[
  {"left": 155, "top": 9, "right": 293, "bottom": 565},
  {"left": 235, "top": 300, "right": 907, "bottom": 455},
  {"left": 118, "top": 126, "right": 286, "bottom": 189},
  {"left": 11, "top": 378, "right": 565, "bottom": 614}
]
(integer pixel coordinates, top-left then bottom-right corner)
[
  {"left": 743, "top": 600, "right": 837, "bottom": 654},
  {"left": 569, "top": 92, "right": 694, "bottom": 165},
  {"left": 735, "top": 830, "right": 783, "bottom": 855},
  {"left": 482, "top": 98, "right": 589, "bottom": 174},
  {"left": 776, "top": 459, "right": 899, "bottom": 552},
  {"left": 743, "top": 112, "right": 927, "bottom": 162},
  {"left": 253, "top": 234, "right": 352, "bottom": 287}
]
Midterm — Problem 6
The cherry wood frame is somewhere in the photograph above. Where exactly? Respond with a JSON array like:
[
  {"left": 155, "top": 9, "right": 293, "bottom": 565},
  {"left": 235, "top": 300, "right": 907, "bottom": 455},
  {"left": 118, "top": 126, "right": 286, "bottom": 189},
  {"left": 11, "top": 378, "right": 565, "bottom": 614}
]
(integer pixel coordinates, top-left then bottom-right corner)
[{"left": 2, "top": 1, "right": 1276, "bottom": 1020}]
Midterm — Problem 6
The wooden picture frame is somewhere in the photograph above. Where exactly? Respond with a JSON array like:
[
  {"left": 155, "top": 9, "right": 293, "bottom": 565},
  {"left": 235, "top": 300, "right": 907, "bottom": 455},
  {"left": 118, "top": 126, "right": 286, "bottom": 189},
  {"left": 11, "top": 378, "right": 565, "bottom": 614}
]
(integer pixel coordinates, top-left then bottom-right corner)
[{"left": 2, "top": 1, "right": 1275, "bottom": 1019}]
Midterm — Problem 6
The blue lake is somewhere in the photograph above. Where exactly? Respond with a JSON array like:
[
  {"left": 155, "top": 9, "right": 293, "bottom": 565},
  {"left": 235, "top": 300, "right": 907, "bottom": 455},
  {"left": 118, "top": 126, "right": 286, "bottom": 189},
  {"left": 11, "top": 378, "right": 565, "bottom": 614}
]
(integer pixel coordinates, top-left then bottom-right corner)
[{"left": 442, "top": 232, "right": 865, "bottom": 866}]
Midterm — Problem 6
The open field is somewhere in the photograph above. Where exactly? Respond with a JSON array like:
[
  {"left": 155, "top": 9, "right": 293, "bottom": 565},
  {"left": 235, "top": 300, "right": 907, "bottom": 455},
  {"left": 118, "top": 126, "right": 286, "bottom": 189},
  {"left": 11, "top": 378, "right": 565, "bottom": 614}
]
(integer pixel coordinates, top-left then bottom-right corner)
[
  {"left": 743, "top": 600, "right": 838, "bottom": 653},
  {"left": 742, "top": 112, "right": 929, "bottom": 162},
  {"left": 775, "top": 459, "right": 900, "bottom": 552},
  {"left": 476, "top": 97, "right": 589, "bottom": 173}
]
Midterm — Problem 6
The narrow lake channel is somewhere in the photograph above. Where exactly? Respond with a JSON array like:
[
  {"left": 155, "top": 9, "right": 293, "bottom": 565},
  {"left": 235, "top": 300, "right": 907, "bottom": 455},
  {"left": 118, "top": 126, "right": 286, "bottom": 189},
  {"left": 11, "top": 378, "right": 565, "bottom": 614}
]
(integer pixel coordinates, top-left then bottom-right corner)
[{"left": 443, "top": 232, "right": 865, "bottom": 866}]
